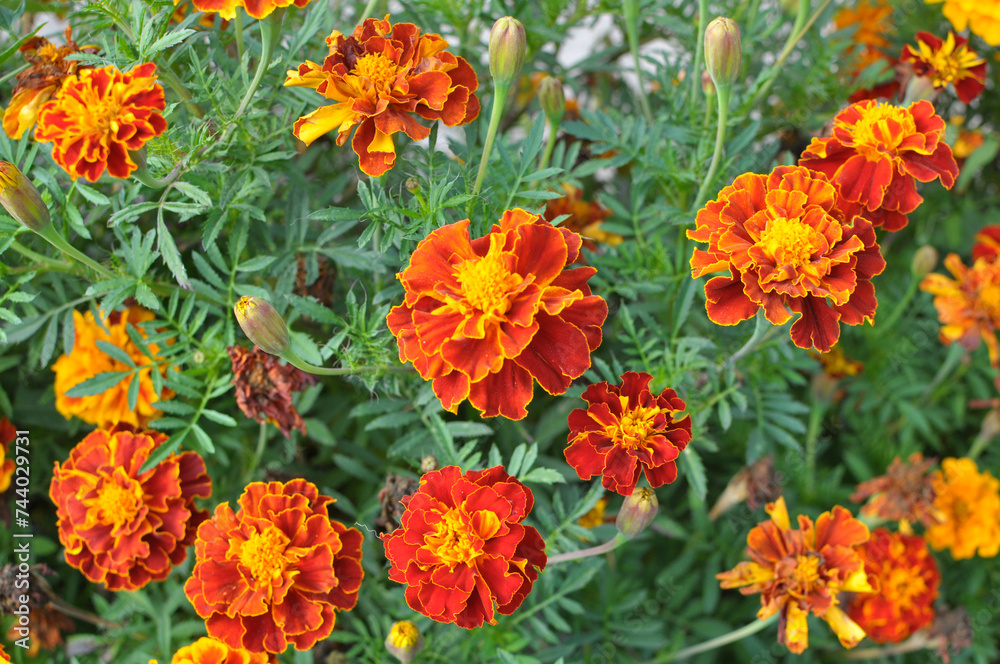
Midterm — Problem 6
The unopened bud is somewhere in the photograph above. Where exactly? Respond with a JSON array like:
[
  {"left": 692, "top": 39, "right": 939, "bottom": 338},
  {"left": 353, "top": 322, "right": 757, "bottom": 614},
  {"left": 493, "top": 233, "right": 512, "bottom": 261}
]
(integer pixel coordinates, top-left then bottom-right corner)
[
  {"left": 420, "top": 455, "right": 439, "bottom": 473},
  {"left": 234, "top": 296, "right": 290, "bottom": 356},
  {"left": 0, "top": 161, "right": 50, "bottom": 232},
  {"left": 704, "top": 17, "right": 742, "bottom": 89},
  {"left": 404, "top": 177, "right": 420, "bottom": 193},
  {"left": 538, "top": 75, "right": 566, "bottom": 126},
  {"left": 701, "top": 70, "right": 716, "bottom": 97},
  {"left": 911, "top": 245, "right": 938, "bottom": 278},
  {"left": 489, "top": 17, "right": 526, "bottom": 87},
  {"left": 385, "top": 620, "right": 425, "bottom": 664},
  {"left": 616, "top": 487, "right": 658, "bottom": 539}
]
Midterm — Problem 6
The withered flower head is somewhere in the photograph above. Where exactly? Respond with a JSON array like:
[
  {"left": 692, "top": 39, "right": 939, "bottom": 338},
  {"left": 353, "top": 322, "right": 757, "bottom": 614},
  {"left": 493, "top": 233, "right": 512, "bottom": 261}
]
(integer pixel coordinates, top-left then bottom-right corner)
[
  {"left": 374, "top": 472, "right": 419, "bottom": 535},
  {"left": 928, "top": 605, "right": 973, "bottom": 663},
  {"left": 851, "top": 453, "right": 939, "bottom": 530},
  {"left": 228, "top": 345, "right": 317, "bottom": 438}
]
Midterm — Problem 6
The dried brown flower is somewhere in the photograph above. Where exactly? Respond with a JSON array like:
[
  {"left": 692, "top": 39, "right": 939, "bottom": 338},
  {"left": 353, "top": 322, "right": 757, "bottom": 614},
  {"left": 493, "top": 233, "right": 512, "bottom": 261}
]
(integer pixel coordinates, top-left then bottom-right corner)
[
  {"left": 851, "top": 453, "right": 940, "bottom": 530},
  {"left": 929, "top": 605, "right": 973, "bottom": 663},
  {"left": 228, "top": 345, "right": 317, "bottom": 438},
  {"left": 375, "top": 473, "right": 419, "bottom": 535}
]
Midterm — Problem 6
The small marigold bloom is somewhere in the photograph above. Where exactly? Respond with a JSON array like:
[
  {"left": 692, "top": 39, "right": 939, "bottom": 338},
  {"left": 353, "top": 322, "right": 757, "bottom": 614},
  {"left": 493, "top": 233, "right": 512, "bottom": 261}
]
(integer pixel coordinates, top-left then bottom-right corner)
[
  {"left": 381, "top": 465, "right": 547, "bottom": 628},
  {"left": 847, "top": 528, "right": 940, "bottom": 644},
  {"left": 6, "top": 606, "right": 74, "bottom": 656},
  {"left": 851, "top": 453, "right": 940, "bottom": 531},
  {"left": 921, "top": 253, "right": 1000, "bottom": 367},
  {"left": 577, "top": 497, "right": 608, "bottom": 529},
  {"left": 387, "top": 209, "right": 608, "bottom": 420},
  {"left": 925, "top": 457, "right": 1000, "bottom": 559},
  {"left": 155, "top": 636, "right": 270, "bottom": 664},
  {"left": 184, "top": 480, "right": 363, "bottom": 653},
  {"left": 49, "top": 425, "right": 212, "bottom": 591},
  {"left": 285, "top": 16, "right": 480, "bottom": 177},
  {"left": 2, "top": 27, "right": 97, "bottom": 140},
  {"left": 901, "top": 31, "right": 986, "bottom": 103},
  {"left": 973, "top": 225, "right": 1000, "bottom": 262},
  {"left": 35, "top": 63, "right": 166, "bottom": 182},
  {"left": 228, "top": 345, "right": 317, "bottom": 438},
  {"left": 542, "top": 183, "right": 622, "bottom": 252},
  {"left": 385, "top": 620, "right": 424, "bottom": 664},
  {"left": 799, "top": 100, "right": 958, "bottom": 232},
  {"left": 52, "top": 306, "right": 174, "bottom": 428},
  {"left": 834, "top": 0, "right": 893, "bottom": 51},
  {"left": 717, "top": 497, "right": 874, "bottom": 654},
  {"left": 812, "top": 344, "right": 864, "bottom": 379},
  {"left": 564, "top": 372, "right": 691, "bottom": 496},
  {"left": 687, "top": 165, "right": 886, "bottom": 352},
  {"left": 0, "top": 418, "right": 15, "bottom": 493},
  {"left": 927, "top": 0, "right": 1000, "bottom": 46}
]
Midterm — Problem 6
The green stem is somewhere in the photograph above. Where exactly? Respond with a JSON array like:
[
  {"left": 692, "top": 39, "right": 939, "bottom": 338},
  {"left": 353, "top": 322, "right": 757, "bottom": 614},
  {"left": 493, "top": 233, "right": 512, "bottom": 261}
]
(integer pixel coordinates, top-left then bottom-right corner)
[
  {"left": 878, "top": 276, "right": 920, "bottom": 331},
  {"left": 968, "top": 430, "right": 994, "bottom": 460},
  {"left": 783, "top": 0, "right": 811, "bottom": 60},
  {"left": 235, "top": 9, "right": 247, "bottom": 84},
  {"left": 131, "top": 150, "right": 179, "bottom": 190},
  {"left": 653, "top": 614, "right": 778, "bottom": 662},
  {"left": 624, "top": 0, "right": 653, "bottom": 123},
  {"left": 235, "top": 11, "right": 283, "bottom": 118},
  {"left": 920, "top": 343, "right": 965, "bottom": 400},
  {"left": 805, "top": 398, "right": 828, "bottom": 484},
  {"left": 538, "top": 119, "right": 560, "bottom": 172},
  {"left": 281, "top": 348, "right": 405, "bottom": 376},
  {"left": 472, "top": 82, "right": 511, "bottom": 199},
  {"left": 689, "top": 0, "right": 709, "bottom": 112},
  {"left": 158, "top": 65, "right": 204, "bottom": 119},
  {"left": 726, "top": 309, "right": 770, "bottom": 366},
  {"left": 358, "top": 0, "right": 379, "bottom": 22},
  {"left": 36, "top": 226, "right": 116, "bottom": 280},
  {"left": 547, "top": 534, "right": 626, "bottom": 565},
  {"left": 7, "top": 240, "right": 73, "bottom": 271},
  {"left": 692, "top": 84, "right": 730, "bottom": 210}
]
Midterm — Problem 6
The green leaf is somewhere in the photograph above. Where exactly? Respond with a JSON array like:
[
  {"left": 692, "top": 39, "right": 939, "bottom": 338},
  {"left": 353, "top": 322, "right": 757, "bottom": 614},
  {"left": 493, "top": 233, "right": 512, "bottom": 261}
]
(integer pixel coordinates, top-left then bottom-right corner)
[
  {"left": 95, "top": 340, "right": 137, "bottom": 367},
  {"left": 64, "top": 371, "right": 130, "bottom": 398},
  {"left": 680, "top": 447, "right": 707, "bottom": 501},
  {"left": 201, "top": 409, "right": 238, "bottom": 427},
  {"left": 127, "top": 373, "right": 140, "bottom": 412},
  {"left": 147, "top": 28, "right": 196, "bottom": 56},
  {"left": 521, "top": 467, "right": 566, "bottom": 484},
  {"left": 157, "top": 217, "right": 191, "bottom": 288}
]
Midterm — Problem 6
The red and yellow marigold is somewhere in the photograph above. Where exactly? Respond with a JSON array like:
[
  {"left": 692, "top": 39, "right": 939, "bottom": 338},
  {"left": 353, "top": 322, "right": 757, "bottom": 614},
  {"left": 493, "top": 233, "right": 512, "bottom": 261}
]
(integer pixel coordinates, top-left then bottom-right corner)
[
  {"left": 52, "top": 306, "right": 174, "bottom": 428},
  {"left": 717, "top": 496, "right": 874, "bottom": 654},
  {"left": 382, "top": 465, "right": 547, "bottom": 628},
  {"left": 799, "top": 100, "right": 958, "bottom": 232},
  {"left": 184, "top": 479, "right": 363, "bottom": 653},
  {"left": 925, "top": 457, "right": 1000, "bottom": 559},
  {"left": 192, "top": 0, "right": 309, "bottom": 20},
  {"left": 688, "top": 165, "right": 886, "bottom": 352},
  {"left": 927, "top": 0, "right": 1000, "bottom": 46},
  {"left": 285, "top": 16, "right": 480, "bottom": 177},
  {"left": 150, "top": 636, "right": 270, "bottom": 664},
  {"left": 973, "top": 225, "right": 1000, "bottom": 263},
  {"left": 387, "top": 208, "right": 608, "bottom": 420},
  {"left": 0, "top": 418, "right": 15, "bottom": 493},
  {"left": 920, "top": 253, "right": 1000, "bottom": 367},
  {"left": 847, "top": 528, "right": 940, "bottom": 644},
  {"left": 35, "top": 63, "right": 166, "bottom": 182},
  {"left": 49, "top": 425, "right": 211, "bottom": 591},
  {"left": 901, "top": 31, "right": 986, "bottom": 103},
  {"left": 565, "top": 372, "right": 691, "bottom": 496},
  {"left": 0, "top": 641, "right": 10, "bottom": 664}
]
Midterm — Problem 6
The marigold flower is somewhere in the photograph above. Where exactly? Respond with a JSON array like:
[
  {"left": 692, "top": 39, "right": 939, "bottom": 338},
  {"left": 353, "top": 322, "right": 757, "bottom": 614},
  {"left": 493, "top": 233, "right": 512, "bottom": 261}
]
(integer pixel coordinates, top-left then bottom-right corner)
[
  {"left": 564, "top": 372, "right": 691, "bottom": 496},
  {"left": 973, "top": 225, "right": 1000, "bottom": 262},
  {"left": 799, "top": 100, "right": 958, "bottom": 232},
  {"left": 921, "top": 253, "right": 1000, "bottom": 367},
  {"left": 35, "top": 63, "right": 166, "bottom": 182},
  {"left": 577, "top": 497, "right": 608, "bottom": 529},
  {"left": 52, "top": 306, "right": 174, "bottom": 428},
  {"left": 153, "top": 636, "right": 270, "bottom": 664},
  {"left": 927, "top": 0, "right": 1000, "bottom": 46},
  {"left": 49, "top": 425, "right": 211, "bottom": 591},
  {"left": 542, "top": 183, "right": 622, "bottom": 252},
  {"left": 387, "top": 208, "right": 608, "bottom": 420},
  {"left": 0, "top": 160, "right": 51, "bottom": 232},
  {"left": 851, "top": 453, "right": 940, "bottom": 531},
  {"left": 688, "top": 165, "right": 886, "bottom": 352},
  {"left": 285, "top": 16, "right": 480, "bottom": 177},
  {"left": 228, "top": 345, "right": 316, "bottom": 438},
  {"left": 812, "top": 344, "right": 864, "bottom": 380},
  {"left": 834, "top": 0, "right": 894, "bottom": 79},
  {"left": 184, "top": 479, "right": 363, "bottom": 653},
  {"left": 385, "top": 620, "right": 424, "bottom": 664},
  {"left": 717, "top": 496, "right": 874, "bottom": 654},
  {"left": 901, "top": 31, "right": 986, "bottom": 103},
  {"left": 925, "top": 457, "right": 1000, "bottom": 559},
  {"left": 0, "top": 418, "right": 15, "bottom": 493},
  {"left": 0, "top": 642, "right": 10, "bottom": 664},
  {"left": 847, "top": 528, "right": 940, "bottom": 644},
  {"left": 192, "top": 0, "right": 309, "bottom": 20},
  {"left": 2, "top": 27, "right": 97, "bottom": 140},
  {"left": 381, "top": 465, "right": 547, "bottom": 628}
]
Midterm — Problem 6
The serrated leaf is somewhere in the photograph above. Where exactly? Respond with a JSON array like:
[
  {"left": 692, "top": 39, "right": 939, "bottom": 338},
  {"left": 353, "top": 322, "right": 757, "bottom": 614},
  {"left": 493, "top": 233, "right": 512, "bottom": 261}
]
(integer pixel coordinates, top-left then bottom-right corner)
[
  {"left": 96, "top": 340, "right": 137, "bottom": 367},
  {"left": 157, "top": 217, "right": 191, "bottom": 289},
  {"left": 147, "top": 28, "right": 195, "bottom": 56},
  {"left": 201, "top": 409, "right": 237, "bottom": 427},
  {"left": 680, "top": 447, "right": 707, "bottom": 501},
  {"left": 521, "top": 467, "right": 566, "bottom": 484},
  {"left": 64, "top": 371, "right": 130, "bottom": 398}
]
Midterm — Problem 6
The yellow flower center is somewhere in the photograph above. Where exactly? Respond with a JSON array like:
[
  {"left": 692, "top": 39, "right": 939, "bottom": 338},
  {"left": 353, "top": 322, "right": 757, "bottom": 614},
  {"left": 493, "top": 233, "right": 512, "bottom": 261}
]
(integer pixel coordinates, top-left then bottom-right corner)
[
  {"left": 424, "top": 508, "right": 484, "bottom": 567},
  {"left": 0, "top": 167, "right": 17, "bottom": 192},
  {"left": 353, "top": 52, "right": 399, "bottom": 91},
  {"left": 92, "top": 477, "right": 144, "bottom": 530},
  {"left": 757, "top": 216, "right": 822, "bottom": 269},
  {"left": 234, "top": 295, "right": 255, "bottom": 318},
  {"left": 238, "top": 526, "right": 291, "bottom": 583},
  {"left": 75, "top": 79, "right": 132, "bottom": 138},
  {"left": 976, "top": 282, "right": 1000, "bottom": 319},
  {"left": 455, "top": 251, "right": 520, "bottom": 315},
  {"left": 608, "top": 400, "right": 662, "bottom": 449},
  {"left": 882, "top": 566, "right": 927, "bottom": 611},
  {"left": 389, "top": 621, "right": 421, "bottom": 649},
  {"left": 917, "top": 34, "right": 984, "bottom": 87},
  {"left": 789, "top": 554, "right": 822, "bottom": 596},
  {"left": 848, "top": 102, "right": 917, "bottom": 162}
]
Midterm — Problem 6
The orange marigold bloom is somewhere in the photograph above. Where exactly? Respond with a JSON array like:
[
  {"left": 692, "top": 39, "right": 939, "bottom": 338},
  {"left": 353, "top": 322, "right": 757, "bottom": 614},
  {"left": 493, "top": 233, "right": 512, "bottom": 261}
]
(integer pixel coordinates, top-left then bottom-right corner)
[
  {"left": 49, "top": 425, "right": 212, "bottom": 591},
  {"left": 0, "top": 642, "right": 10, "bottom": 664},
  {"left": 925, "top": 457, "right": 1000, "bottom": 559},
  {"left": 387, "top": 209, "right": 608, "bottom": 420},
  {"left": 52, "top": 306, "right": 174, "bottom": 428},
  {"left": 577, "top": 497, "right": 608, "bottom": 529},
  {"left": 717, "top": 496, "right": 874, "bottom": 654},
  {"left": 184, "top": 480, "right": 363, "bottom": 653},
  {"left": 927, "top": 0, "right": 1000, "bottom": 47},
  {"left": 812, "top": 344, "right": 864, "bottom": 379},
  {"left": 799, "top": 100, "right": 958, "bottom": 232},
  {"left": 381, "top": 465, "right": 547, "bottom": 628},
  {"left": 834, "top": 0, "right": 893, "bottom": 51},
  {"left": 542, "top": 183, "right": 622, "bottom": 252},
  {"left": 901, "top": 31, "right": 986, "bottom": 104},
  {"left": 851, "top": 453, "right": 940, "bottom": 531},
  {"left": 0, "top": 418, "right": 15, "bottom": 493},
  {"left": 973, "top": 225, "right": 1000, "bottom": 262},
  {"left": 847, "top": 528, "right": 940, "bottom": 644},
  {"left": 565, "top": 372, "right": 692, "bottom": 496},
  {"left": 2, "top": 27, "right": 97, "bottom": 140},
  {"left": 921, "top": 253, "right": 1000, "bottom": 367},
  {"left": 35, "top": 63, "right": 166, "bottom": 182},
  {"left": 152, "top": 636, "right": 270, "bottom": 664},
  {"left": 688, "top": 165, "right": 886, "bottom": 352},
  {"left": 285, "top": 16, "right": 480, "bottom": 177},
  {"left": 192, "top": 0, "right": 309, "bottom": 20}
]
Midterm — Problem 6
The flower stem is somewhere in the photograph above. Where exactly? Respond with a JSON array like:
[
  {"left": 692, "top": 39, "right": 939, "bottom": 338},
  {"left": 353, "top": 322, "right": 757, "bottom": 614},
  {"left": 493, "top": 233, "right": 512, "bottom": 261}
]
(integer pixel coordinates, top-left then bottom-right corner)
[
  {"left": 653, "top": 614, "right": 778, "bottom": 662},
  {"left": 805, "top": 398, "right": 829, "bottom": 486},
  {"left": 692, "top": 83, "right": 730, "bottom": 211},
  {"left": 235, "top": 10, "right": 247, "bottom": 83},
  {"left": 281, "top": 348, "right": 411, "bottom": 376},
  {"left": 538, "top": 119, "right": 560, "bottom": 172},
  {"left": 131, "top": 149, "right": 181, "bottom": 190},
  {"left": 358, "top": 0, "right": 379, "bottom": 22},
  {"left": 968, "top": 429, "right": 995, "bottom": 460},
  {"left": 688, "top": 0, "right": 709, "bottom": 111},
  {"left": 878, "top": 275, "right": 921, "bottom": 331},
  {"left": 235, "top": 11, "right": 283, "bottom": 119},
  {"left": 158, "top": 65, "right": 204, "bottom": 119},
  {"left": 623, "top": 0, "right": 653, "bottom": 124},
  {"left": 37, "top": 225, "right": 116, "bottom": 280},
  {"left": 547, "top": 534, "right": 627, "bottom": 565},
  {"left": 726, "top": 308, "right": 769, "bottom": 366},
  {"left": 7, "top": 240, "right": 73, "bottom": 271},
  {"left": 472, "top": 82, "right": 511, "bottom": 198}
]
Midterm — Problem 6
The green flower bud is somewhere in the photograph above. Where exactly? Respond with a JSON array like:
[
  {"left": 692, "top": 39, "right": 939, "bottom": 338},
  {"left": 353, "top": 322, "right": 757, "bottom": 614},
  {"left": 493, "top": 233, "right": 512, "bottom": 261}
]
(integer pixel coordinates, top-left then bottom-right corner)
[
  {"left": 234, "top": 296, "right": 290, "bottom": 356},
  {"left": 0, "top": 161, "right": 51, "bottom": 232},
  {"left": 616, "top": 487, "right": 658, "bottom": 539},
  {"left": 420, "top": 455, "right": 439, "bottom": 474},
  {"left": 385, "top": 620, "right": 425, "bottom": 664},
  {"left": 779, "top": 0, "right": 801, "bottom": 13},
  {"left": 489, "top": 17, "right": 526, "bottom": 87},
  {"left": 911, "top": 245, "right": 939, "bottom": 278},
  {"left": 404, "top": 177, "right": 420, "bottom": 193},
  {"left": 537, "top": 75, "right": 566, "bottom": 126},
  {"left": 704, "top": 17, "right": 742, "bottom": 90}
]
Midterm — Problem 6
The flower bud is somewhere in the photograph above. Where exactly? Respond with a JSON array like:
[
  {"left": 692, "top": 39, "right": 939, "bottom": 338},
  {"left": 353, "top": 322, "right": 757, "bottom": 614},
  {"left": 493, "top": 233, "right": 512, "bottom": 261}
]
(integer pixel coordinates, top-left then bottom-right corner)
[
  {"left": 704, "top": 17, "right": 742, "bottom": 89},
  {"left": 911, "top": 245, "right": 938, "bottom": 278},
  {"left": 0, "top": 161, "right": 51, "bottom": 232},
  {"left": 420, "top": 455, "right": 439, "bottom": 474},
  {"left": 489, "top": 17, "right": 526, "bottom": 87},
  {"left": 616, "top": 487, "right": 658, "bottom": 539},
  {"left": 234, "top": 296, "right": 290, "bottom": 356},
  {"left": 385, "top": 620, "right": 425, "bottom": 664},
  {"left": 404, "top": 177, "right": 420, "bottom": 193},
  {"left": 537, "top": 75, "right": 566, "bottom": 126}
]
